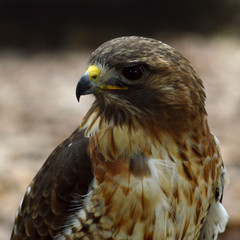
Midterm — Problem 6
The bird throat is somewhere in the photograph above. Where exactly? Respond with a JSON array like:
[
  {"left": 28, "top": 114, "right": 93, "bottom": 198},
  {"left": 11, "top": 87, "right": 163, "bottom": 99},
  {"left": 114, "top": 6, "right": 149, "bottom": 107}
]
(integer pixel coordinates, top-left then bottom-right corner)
[{"left": 80, "top": 109, "right": 165, "bottom": 162}]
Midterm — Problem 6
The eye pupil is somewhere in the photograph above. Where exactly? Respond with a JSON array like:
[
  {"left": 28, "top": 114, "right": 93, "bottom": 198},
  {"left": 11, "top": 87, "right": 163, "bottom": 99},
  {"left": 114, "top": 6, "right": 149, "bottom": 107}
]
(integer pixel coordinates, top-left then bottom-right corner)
[{"left": 122, "top": 66, "right": 143, "bottom": 80}]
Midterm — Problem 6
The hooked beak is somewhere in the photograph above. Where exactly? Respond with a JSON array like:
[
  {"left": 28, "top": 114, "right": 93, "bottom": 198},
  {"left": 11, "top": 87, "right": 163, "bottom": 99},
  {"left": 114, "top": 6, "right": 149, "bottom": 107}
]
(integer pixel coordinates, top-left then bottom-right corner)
[
  {"left": 76, "top": 65, "right": 129, "bottom": 102},
  {"left": 76, "top": 65, "right": 100, "bottom": 102},
  {"left": 76, "top": 72, "right": 98, "bottom": 102}
]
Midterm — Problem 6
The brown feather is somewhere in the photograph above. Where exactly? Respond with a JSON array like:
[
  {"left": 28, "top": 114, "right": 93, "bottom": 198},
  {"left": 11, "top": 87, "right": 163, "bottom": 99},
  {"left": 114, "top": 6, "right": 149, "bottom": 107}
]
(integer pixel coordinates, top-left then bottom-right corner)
[
  {"left": 11, "top": 129, "right": 93, "bottom": 240},
  {"left": 11, "top": 36, "right": 228, "bottom": 240}
]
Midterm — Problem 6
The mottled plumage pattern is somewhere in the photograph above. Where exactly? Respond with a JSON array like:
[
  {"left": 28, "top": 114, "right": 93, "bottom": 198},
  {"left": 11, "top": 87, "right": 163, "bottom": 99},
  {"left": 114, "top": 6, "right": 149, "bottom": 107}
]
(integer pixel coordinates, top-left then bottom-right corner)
[{"left": 11, "top": 36, "right": 229, "bottom": 240}]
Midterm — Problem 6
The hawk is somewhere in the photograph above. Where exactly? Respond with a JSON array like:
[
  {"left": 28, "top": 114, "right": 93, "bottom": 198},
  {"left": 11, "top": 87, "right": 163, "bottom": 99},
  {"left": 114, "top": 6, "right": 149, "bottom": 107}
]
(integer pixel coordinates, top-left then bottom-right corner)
[{"left": 11, "top": 36, "right": 229, "bottom": 240}]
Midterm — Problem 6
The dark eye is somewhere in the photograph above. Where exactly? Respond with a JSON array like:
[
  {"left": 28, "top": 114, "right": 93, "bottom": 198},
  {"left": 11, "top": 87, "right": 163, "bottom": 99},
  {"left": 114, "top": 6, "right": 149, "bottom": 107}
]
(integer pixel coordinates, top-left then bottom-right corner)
[{"left": 122, "top": 65, "right": 143, "bottom": 80}]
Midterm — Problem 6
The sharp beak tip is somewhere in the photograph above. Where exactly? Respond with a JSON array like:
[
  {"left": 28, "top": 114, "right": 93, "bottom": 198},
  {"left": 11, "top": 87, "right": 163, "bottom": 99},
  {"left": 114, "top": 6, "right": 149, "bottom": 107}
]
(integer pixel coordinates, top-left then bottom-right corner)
[
  {"left": 76, "top": 90, "right": 80, "bottom": 102},
  {"left": 75, "top": 73, "right": 98, "bottom": 102},
  {"left": 76, "top": 82, "right": 82, "bottom": 102}
]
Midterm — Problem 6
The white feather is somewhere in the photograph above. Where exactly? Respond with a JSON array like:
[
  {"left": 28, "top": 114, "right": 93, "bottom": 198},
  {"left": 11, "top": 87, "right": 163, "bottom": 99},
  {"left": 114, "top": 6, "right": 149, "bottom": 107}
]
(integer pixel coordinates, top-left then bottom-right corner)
[{"left": 199, "top": 201, "right": 229, "bottom": 240}]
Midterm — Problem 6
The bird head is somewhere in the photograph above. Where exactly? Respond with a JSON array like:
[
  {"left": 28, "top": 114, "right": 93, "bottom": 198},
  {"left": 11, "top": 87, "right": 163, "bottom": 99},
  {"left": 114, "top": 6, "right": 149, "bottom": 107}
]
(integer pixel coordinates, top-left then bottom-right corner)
[{"left": 76, "top": 36, "right": 206, "bottom": 136}]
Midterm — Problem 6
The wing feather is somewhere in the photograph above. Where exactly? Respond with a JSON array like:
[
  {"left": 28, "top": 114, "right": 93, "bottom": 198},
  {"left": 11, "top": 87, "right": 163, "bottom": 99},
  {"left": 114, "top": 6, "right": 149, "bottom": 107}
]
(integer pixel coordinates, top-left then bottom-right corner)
[
  {"left": 198, "top": 135, "right": 229, "bottom": 240},
  {"left": 11, "top": 129, "right": 93, "bottom": 240}
]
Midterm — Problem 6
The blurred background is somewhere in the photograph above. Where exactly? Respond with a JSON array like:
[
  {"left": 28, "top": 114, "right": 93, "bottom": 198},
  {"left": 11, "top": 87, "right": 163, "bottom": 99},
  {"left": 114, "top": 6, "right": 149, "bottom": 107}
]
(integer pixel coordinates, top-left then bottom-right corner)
[{"left": 0, "top": 0, "right": 240, "bottom": 239}]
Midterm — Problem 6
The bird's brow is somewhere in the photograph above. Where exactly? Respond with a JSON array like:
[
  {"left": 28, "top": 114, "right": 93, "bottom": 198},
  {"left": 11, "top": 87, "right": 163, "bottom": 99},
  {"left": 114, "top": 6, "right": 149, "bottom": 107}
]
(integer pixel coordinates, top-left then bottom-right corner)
[{"left": 113, "top": 62, "right": 151, "bottom": 70}]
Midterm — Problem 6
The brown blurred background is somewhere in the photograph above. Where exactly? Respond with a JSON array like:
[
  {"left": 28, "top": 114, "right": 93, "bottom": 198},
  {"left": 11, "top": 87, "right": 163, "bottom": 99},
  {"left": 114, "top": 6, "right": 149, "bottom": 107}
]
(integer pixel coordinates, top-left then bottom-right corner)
[{"left": 0, "top": 1, "right": 240, "bottom": 239}]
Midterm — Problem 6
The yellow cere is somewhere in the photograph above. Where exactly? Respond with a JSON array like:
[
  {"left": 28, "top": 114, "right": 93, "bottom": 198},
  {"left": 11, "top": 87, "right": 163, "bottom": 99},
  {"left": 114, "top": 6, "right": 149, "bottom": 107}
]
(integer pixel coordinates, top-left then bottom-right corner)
[
  {"left": 87, "top": 65, "right": 128, "bottom": 90},
  {"left": 87, "top": 65, "right": 101, "bottom": 82}
]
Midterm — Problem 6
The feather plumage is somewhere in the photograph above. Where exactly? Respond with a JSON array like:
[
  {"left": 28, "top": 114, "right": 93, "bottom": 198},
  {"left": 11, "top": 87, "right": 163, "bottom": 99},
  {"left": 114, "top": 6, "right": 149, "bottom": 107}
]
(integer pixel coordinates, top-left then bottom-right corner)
[{"left": 11, "top": 36, "right": 228, "bottom": 240}]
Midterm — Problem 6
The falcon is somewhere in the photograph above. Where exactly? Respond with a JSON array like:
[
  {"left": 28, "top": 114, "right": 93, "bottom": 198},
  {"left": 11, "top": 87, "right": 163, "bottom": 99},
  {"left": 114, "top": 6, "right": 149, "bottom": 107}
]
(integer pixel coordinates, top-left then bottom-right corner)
[{"left": 11, "top": 36, "right": 229, "bottom": 240}]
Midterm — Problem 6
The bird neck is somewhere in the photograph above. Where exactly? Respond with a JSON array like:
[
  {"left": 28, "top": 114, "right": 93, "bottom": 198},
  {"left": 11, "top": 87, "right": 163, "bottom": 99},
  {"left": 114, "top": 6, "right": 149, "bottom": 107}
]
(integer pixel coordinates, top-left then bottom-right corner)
[
  {"left": 80, "top": 107, "right": 210, "bottom": 164},
  {"left": 80, "top": 110, "right": 158, "bottom": 161}
]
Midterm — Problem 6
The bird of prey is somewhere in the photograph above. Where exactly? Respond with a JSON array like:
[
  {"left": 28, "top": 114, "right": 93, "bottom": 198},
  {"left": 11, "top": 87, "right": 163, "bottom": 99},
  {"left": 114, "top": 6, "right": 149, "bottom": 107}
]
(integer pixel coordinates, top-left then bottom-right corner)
[{"left": 11, "top": 36, "right": 229, "bottom": 240}]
